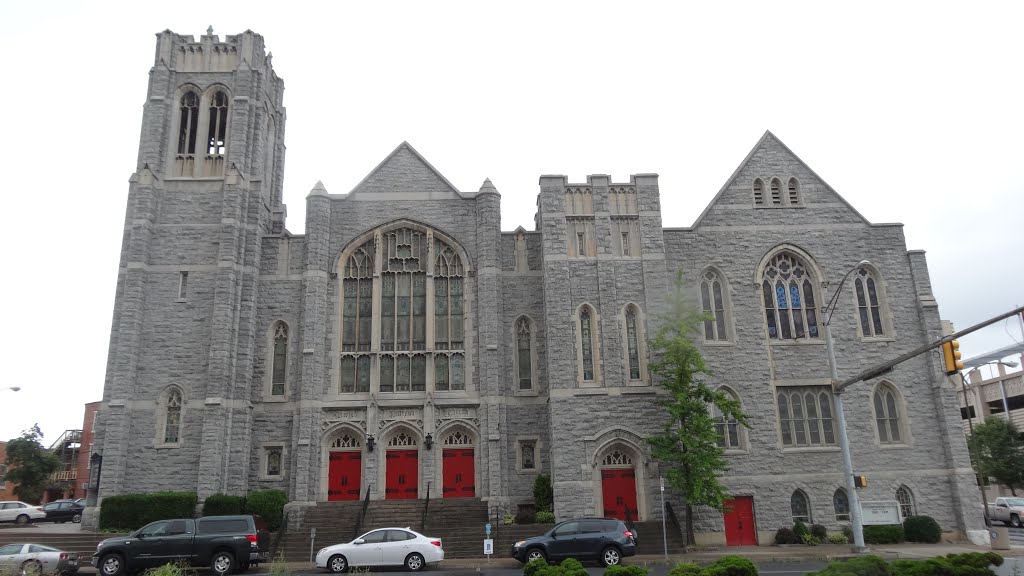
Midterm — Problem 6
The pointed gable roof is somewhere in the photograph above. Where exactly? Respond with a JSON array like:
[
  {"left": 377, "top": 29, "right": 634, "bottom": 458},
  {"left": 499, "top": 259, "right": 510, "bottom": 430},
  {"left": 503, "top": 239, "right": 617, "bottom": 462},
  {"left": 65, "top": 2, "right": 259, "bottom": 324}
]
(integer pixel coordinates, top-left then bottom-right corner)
[
  {"left": 691, "top": 130, "right": 869, "bottom": 228},
  {"left": 348, "top": 142, "right": 464, "bottom": 200}
]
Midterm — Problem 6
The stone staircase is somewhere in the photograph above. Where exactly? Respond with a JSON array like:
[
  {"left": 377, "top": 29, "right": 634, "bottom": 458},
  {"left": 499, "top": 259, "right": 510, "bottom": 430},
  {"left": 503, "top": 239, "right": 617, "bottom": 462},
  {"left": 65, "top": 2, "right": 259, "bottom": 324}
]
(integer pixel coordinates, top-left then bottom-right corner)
[{"left": 276, "top": 498, "right": 490, "bottom": 562}]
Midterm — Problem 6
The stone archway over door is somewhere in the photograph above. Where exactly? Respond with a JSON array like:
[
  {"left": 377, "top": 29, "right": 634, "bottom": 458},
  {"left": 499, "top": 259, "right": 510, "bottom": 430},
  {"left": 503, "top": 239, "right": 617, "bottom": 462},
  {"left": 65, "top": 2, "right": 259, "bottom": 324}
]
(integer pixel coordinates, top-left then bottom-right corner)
[
  {"left": 599, "top": 448, "right": 638, "bottom": 521},
  {"left": 441, "top": 429, "right": 475, "bottom": 497}
]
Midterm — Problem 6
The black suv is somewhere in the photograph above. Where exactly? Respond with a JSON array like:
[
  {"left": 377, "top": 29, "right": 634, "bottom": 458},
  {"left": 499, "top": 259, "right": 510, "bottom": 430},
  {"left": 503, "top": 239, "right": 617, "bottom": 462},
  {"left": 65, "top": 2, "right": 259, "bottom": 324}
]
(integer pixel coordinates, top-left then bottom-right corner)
[
  {"left": 511, "top": 517, "right": 637, "bottom": 566},
  {"left": 92, "top": 515, "right": 270, "bottom": 576}
]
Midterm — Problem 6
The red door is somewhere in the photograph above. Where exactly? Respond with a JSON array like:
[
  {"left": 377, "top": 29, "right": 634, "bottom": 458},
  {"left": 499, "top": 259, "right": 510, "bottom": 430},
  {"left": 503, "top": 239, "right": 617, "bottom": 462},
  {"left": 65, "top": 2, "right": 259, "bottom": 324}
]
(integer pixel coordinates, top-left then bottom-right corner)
[
  {"left": 442, "top": 448, "right": 475, "bottom": 498},
  {"left": 327, "top": 451, "right": 362, "bottom": 501},
  {"left": 723, "top": 496, "right": 757, "bottom": 546},
  {"left": 601, "top": 469, "right": 638, "bottom": 521},
  {"left": 385, "top": 450, "right": 418, "bottom": 499}
]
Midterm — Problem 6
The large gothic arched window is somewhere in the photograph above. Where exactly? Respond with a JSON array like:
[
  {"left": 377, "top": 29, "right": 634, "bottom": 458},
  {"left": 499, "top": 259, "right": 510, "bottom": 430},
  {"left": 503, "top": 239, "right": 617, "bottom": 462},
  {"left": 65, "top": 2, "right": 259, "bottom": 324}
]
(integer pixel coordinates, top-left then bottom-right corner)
[
  {"left": 762, "top": 252, "right": 820, "bottom": 340},
  {"left": 338, "top": 227, "right": 467, "bottom": 394}
]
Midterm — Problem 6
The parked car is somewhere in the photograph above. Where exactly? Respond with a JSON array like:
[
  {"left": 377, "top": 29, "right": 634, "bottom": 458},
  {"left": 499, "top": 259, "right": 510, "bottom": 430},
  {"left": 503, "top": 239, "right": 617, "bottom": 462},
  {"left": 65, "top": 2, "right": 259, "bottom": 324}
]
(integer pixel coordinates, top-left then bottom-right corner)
[
  {"left": 0, "top": 502, "right": 46, "bottom": 525},
  {"left": 73, "top": 499, "right": 86, "bottom": 507},
  {"left": 988, "top": 497, "right": 1024, "bottom": 527},
  {"left": 0, "top": 543, "right": 80, "bottom": 575},
  {"left": 511, "top": 517, "right": 637, "bottom": 567},
  {"left": 40, "top": 500, "right": 85, "bottom": 524},
  {"left": 92, "top": 515, "right": 270, "bottom": 576},
  {"left": 315, "top": 527, "right": 443, "bottom": 573}
]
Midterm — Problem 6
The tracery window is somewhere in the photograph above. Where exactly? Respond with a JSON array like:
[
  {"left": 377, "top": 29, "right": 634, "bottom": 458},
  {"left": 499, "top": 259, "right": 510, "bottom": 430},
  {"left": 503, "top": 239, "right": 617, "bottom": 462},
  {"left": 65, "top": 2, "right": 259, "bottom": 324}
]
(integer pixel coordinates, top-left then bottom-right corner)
[
  {"left": 271, "top": 322, "right": 288, "bottom": 396},
  {"left": 515, "top": 318, "right": 533, "bottom": 390},
  {"left": 579, "top": 306, "right": 597, "bottom": 382},
  {"left": 625, "top": 306, "right": 641, "bottom": 380},
  {"left": 207, "top": 91, "right": 229, "bottom": 155},
  {"left": 700, "top": 270, "right": 729, "bottom": 341},
  {"left": 777, "top": 386, "right": 836, "bottom": 447},
  {"left": 791, "top": 490, "right": 811, "bottom": 523},
  {"left": 873, "top": 384, "right": 903, "bottom": 444},
  {"left": 330, "top": 434, "right": 361, "bottom": 449},
  {"left": 601, "top": 449, "right": 633, "bottom": 467},
  {"left": 896, "top": 486, "right": 915, "bottom": 518},
  {"left": 387, "top": 432, "right": 416, "bottom": 447},
  {"left": 177, "top": 92, "right": 200, "bottom": 156},
  {"left": 854, "top": 268, "right": 886, "bottom": 337},
  {"left": 163, "top": 389, "right": 183, "bottom": 444},
  {"left": 442, "top": 431, "right": 472, "bottom": 446},
  {"left": 833, "top": 488, "right": 850, "bottom": 521},
  {"left": 713, "top": 388, "right": 741, "bottom": 449},
  {"left": 338, "top": 227, "right": 468, "bottom": 395},
  {"left": 762, "top": 252, "right": 819, "bottom": 340}
]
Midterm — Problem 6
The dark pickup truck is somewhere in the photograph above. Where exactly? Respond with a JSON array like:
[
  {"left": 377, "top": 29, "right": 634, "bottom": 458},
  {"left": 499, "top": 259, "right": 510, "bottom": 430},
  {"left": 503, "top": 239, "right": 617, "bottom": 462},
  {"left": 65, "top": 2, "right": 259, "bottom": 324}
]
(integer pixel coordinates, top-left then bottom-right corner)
[{"left": 92, "top": 515, "right": 270, "bottom": 576}]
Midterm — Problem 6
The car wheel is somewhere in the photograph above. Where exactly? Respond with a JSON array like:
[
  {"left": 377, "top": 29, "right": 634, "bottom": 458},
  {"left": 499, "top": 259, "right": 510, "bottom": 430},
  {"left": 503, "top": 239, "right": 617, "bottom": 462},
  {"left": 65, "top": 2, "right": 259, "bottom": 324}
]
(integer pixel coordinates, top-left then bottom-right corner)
[
  {"left": 404, "top": 553, "right": 425, "bottom": 572},
  {"left": 14, "top": 514, "right": 29, "bottom": 525},
  {"left": 600, "top": 546, "right": 622, "bottom": 567},
  {"left": 21, "top": 560, "right": 42, "bottom": 576},
  {"left": 210, "top": 551, "right": 235, "bottom": 576},
  {"left": 1012, "top": 515, "right": 1022, "bottom": 528},
  {"left": 525, "top": 548, "right": 546, "bottom": 563},
  {"left": 99, "top": 553, "right": 124, "bottom": 576},
  {"left": 72, "top": 513, "right": 82, "bottom": 524},
  {"left": 327, "top": 554, "right": 348, "bottom": 574}
]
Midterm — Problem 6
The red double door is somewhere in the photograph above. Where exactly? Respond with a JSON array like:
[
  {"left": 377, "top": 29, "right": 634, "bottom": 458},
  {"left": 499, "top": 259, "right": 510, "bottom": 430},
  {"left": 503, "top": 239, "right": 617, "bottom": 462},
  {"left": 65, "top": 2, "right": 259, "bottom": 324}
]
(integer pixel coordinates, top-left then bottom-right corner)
[
  {"left": 385, "top": 450, "right": 419, "bottom": 499},
  {"left": 723, "top": 496, "right": 757, "bottom": 546},
  {"left": 327, "top": 451, "right": 362, "bottom": 501},
  {"left": 601, "top": 469, "right": 638, "bottom": 521},
  {"left": 442, "top": 448, "right": 475, "bottom": 498}
]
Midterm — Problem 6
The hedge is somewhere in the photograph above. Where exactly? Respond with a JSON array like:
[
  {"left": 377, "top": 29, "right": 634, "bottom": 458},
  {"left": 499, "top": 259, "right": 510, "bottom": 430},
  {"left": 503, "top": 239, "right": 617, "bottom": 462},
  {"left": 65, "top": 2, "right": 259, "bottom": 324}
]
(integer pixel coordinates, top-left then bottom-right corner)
[
  {"left": 702, "top": 555, "right": 759, "bottom": 576},
  {"left": 809, "top": 552, "right": 1003, "bottom": 576},
  {"left": 99, "top": 492, "right": 198, "bottom": 531},
  {"left": 903, "top": 515, "right": 941, "bottom": 544},
  {"left": 202, "top": 494, "right": 246, "bottom": 516},
  {"left": 244, "top": 489, "right": 288, "bottom": 531},
  {"left": 863, "top": 524, "right": 905, "bottom": 544}
]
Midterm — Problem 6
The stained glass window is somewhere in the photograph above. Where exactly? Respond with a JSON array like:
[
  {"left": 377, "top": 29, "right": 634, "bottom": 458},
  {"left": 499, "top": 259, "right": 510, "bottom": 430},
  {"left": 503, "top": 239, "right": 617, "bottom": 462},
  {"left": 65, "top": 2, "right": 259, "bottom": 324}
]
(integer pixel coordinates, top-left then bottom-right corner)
[
  {"left": 271, "top": 323, "right": 287, "bottom": 396},
  {"left": 516, "top": 318, "right": 533, "bottom": 390},
  {"left": 855, "top": 268, "right": 885, "bottom": 337},
  {"left": 164, "top": 389, "right": 182, "bottom": 444},
  {"left": 626, "top": 308, "right": 641, "bottom": 380},
  {"left": 777, "top": 387, "right": 836, "bottom": 447},
  {"left": 833, "top": 488, "right": 850, "bottom": 521},
  {"left": 874, "top": 385, "right": 902, "bottom": 444},
  {"left": 762, "top": 252, "right": 819, "bottom": 340},
  {"left": 581, "top": 307, "right": 595, "bottom": 381},
  {"left": 701, "top": 271, "right": 728, "bottom": 341},
  {"left": 791, "top": 490, "right": 811, "bottom": 523}
]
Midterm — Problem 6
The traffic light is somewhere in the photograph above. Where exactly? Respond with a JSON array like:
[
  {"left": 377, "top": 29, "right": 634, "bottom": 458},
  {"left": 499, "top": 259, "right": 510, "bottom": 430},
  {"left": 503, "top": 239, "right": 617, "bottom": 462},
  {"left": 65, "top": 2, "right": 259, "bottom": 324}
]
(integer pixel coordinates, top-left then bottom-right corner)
[
  {"left": 854, "top": 475, "right": 868, "bottom": 489},
  {"left": 941, "top": 340, "right": 964, "bottom": 375}
]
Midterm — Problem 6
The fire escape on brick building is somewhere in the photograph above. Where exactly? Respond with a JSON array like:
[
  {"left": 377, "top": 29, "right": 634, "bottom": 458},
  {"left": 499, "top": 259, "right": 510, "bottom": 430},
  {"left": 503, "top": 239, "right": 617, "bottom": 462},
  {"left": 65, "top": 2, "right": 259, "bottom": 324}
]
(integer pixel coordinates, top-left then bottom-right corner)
[{"left": 46, "top": 429, "right": 82, "bottom": 502}]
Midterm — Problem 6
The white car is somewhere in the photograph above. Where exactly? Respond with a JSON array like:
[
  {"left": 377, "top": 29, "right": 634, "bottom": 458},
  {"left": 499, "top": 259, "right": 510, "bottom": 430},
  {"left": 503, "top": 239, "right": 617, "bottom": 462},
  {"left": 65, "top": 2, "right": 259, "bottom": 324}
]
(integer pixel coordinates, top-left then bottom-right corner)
[
  {"left": 315, "top": 527, "right": 443, "bottom": 573},
  {"left": 0, "top": 543, "right": 81, "bottom": 575},
  {"left": 0, "top": 502, "right": 46, "bottom": 525}
]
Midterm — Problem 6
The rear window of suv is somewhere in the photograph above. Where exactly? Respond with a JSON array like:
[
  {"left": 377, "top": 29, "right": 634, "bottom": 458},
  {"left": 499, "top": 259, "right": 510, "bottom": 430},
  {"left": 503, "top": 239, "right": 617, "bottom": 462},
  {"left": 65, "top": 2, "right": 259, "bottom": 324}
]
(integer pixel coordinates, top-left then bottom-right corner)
[{"left": 197, "top": 518, "right": 250, "bottom": 533}]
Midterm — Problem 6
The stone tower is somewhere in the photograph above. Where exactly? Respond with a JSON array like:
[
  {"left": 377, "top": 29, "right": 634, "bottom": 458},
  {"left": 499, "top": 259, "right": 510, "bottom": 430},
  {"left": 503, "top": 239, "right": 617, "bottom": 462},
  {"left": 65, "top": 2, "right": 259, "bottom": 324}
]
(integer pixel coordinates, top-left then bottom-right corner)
[{"left": 95, "top": 28, "right": 285, "bottom": 501}]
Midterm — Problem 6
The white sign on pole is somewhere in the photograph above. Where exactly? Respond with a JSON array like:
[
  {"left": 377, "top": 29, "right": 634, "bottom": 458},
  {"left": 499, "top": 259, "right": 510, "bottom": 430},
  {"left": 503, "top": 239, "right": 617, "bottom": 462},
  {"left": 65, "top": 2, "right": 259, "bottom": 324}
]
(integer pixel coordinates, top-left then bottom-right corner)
[
  {"left": 483, "top": 539, "right": 494, "bottom": 555},
  {"left": 860, "top": 500, "right": 903, "bottom": 525}
]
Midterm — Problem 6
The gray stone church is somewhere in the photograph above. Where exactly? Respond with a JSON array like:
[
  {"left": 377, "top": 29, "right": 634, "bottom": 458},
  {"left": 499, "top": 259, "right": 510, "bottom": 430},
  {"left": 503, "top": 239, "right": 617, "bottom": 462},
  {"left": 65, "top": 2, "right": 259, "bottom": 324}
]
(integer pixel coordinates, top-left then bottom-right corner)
[{"left": 93, "top": 29, "right": 982, "bottom": 544}]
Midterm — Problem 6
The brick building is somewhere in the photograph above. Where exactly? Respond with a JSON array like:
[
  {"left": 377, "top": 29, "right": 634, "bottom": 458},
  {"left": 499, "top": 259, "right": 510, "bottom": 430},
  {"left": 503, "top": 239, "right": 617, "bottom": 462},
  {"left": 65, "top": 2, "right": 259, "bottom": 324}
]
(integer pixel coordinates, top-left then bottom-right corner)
[{"left": 92, "top": 29, "right": 982, "bottom": 544}]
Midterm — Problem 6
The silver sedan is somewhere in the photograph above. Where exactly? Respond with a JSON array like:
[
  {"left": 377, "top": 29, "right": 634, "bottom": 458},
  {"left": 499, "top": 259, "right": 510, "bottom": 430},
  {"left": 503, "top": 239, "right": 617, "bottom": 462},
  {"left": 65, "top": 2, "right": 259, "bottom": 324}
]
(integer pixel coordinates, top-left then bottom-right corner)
[{"left": 0, "top": 543, "right": 80, "bottom": 576}]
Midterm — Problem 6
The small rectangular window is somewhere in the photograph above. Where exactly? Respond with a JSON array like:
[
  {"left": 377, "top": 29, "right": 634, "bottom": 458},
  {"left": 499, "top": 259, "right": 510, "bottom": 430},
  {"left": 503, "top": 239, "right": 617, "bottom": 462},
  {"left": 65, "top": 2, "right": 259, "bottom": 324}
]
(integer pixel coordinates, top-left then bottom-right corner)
[
  {"left": 178, "top": 271, "right": 189, "bottom": 300},
  {"left": 620, "top": 232, "right": 629, "bottom": 256},
  {"left": 520, "top": 441, "right": 536, "bottom": 470},
  {"left": 576, "top": 232, "right": 586, "bottom": 256},
  {"left": 265, "top": 446, "right": 283, "bottom": 476}
]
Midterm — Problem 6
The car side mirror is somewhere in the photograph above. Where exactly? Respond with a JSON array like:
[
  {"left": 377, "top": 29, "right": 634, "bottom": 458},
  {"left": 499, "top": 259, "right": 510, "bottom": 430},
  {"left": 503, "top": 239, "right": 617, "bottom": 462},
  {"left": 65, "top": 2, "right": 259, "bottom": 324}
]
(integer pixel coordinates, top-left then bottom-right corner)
[
  {"left": 136, "top": 533, "right": 146, "bottom": 539},
  {"left": 353, "top": 539, "right": 365, "bottom": 545}
]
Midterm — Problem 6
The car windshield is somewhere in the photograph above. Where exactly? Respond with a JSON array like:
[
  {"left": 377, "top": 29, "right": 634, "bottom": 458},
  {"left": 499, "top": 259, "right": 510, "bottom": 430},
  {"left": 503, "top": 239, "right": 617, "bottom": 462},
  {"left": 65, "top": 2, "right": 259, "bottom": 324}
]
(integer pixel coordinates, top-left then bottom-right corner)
[{"left": 1006, "top": 498, "right": 1024, "bottom": 506}]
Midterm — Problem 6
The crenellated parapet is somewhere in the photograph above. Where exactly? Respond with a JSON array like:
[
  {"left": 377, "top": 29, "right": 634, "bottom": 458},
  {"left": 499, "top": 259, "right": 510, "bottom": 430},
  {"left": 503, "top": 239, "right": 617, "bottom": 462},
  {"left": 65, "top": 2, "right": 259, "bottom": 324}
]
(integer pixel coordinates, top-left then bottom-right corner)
[{"left": 154, "top": 27, "right": 272, "bottom": 75}]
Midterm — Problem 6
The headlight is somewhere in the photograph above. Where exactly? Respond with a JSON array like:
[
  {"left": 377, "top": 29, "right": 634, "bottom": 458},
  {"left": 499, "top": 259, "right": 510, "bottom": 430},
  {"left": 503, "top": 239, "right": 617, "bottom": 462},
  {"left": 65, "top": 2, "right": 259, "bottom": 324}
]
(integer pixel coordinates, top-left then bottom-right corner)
[{"left": 514, "top": 541, "right": 525, "bottom": 548}]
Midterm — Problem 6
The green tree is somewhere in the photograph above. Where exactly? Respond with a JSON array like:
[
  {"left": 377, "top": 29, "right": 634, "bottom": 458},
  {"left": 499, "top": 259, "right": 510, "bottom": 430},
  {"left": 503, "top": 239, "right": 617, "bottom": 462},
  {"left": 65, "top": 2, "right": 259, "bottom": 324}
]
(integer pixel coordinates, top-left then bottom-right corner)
[
  {"left": 4, "top": 424, "right": 61, "bottom": 503},
  {"left": 967, "top": 418, "right": 1024, "bottom": 495},
  {"left": 647, "top": 273, "right": 750, "bottom": 546},
  {"left": 533, "top": 474, "right": 553, "bottom": 512}
]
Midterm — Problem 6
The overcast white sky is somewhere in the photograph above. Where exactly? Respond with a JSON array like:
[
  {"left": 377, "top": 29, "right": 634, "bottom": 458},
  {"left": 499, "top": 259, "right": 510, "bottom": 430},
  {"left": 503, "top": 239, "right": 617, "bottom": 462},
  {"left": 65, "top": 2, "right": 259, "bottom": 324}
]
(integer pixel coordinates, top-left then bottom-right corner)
[{"left": 1, "top": 1, "right": 1021, "bottom": 444}]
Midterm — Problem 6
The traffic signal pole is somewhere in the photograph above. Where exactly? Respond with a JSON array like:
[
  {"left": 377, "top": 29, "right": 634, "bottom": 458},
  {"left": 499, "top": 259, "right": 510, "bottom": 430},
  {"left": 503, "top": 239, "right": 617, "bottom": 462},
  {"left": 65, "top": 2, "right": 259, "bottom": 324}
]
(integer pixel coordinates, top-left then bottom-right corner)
[{"left": 835, "top": 306, "right": 1024, "bottom": 392}]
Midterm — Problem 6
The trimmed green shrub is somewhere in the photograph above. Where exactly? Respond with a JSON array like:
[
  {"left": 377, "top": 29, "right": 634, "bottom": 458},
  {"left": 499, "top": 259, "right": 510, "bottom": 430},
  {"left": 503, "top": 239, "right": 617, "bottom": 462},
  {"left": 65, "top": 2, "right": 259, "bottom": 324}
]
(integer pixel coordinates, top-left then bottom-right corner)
[
  {"left": 666, "top": 563, "right": 703, "bottom": 576},
  {"left": 774, "top": 527, "right": 799, "bottom": 544},
  {"left": 810, "top": 524, "right": 827, "bottom": 539},
  {"left": 524, "top": 558, "right": 549, "bottom": 576},
  {"left": 903, "top": 515, "right": 941, "bottom": 544},
  {"left": 863, "top": 524, "right": 904, "bottom": 544},
  {"left": 793, "top": 520, "right": 810, "bottom": 538},
  {"left": 535, "top": 510, "right": 555, "bottom": 523},
  {"left": 826, "top": 532, "right": 849, "bottom": 544},
  {"left": 559, "top": 558, "right": 587, "bottom": 576},
  {"left": 534, "top": 474, "right": 554, "bottom": 512},
  {"left": 603, "top": 566, "right": 648, "bottom": 576},
  {"left": 703, "top": 555, "right": 759, "bottom": 576},
  {"left": 842, "top": 525, "right": 853, "bottom": 543},
  {"left": 99, "top": 492, "right": 198, "bottom": 531},
  {"left": 807, "top": 555, "right": 889, "bottom": 576},
  {"left": 800, "top": 532, "right": 820, "bottom": 546},
  {"left": 244, "top": 489, "right": 287, "bottom": 531},
  {"left": 202, "top": 494, "right": 245, "bottom": 516}
]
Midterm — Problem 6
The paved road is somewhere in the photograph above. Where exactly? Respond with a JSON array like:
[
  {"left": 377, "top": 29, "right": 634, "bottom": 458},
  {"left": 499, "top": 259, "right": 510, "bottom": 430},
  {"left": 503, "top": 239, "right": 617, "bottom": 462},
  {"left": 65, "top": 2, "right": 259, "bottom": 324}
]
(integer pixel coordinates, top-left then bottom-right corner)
[{"left": 291, "top": 562, "right": 830, "bottom": 576}]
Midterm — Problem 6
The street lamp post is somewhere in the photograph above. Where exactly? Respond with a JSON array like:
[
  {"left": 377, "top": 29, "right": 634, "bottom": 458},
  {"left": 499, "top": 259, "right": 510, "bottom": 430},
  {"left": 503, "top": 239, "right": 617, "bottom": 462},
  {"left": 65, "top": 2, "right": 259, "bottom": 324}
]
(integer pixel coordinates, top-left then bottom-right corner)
[{"left": 823, "top": 260, "right": 871, "bottom": 554}]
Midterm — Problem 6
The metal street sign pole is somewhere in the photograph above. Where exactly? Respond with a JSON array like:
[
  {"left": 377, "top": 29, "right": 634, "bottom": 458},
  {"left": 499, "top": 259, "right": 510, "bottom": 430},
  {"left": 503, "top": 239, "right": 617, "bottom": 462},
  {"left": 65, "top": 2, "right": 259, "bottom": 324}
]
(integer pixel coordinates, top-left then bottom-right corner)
[{"left": 660, "top": 476, "right": 667, "bottom": 560}]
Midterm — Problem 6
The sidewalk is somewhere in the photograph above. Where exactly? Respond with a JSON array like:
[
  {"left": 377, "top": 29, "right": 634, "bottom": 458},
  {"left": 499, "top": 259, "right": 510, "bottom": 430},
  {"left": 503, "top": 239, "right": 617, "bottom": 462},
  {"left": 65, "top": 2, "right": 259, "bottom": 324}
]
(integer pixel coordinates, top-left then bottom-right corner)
[{"left": 169, "top": 543, "right": 1020, "bottom": 573}]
